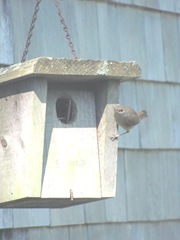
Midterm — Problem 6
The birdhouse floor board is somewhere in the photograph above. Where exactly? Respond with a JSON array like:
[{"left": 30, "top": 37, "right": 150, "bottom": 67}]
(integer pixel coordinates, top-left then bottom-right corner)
[{"left": 0, "top": 197, "right": 106, "bottom": 208}]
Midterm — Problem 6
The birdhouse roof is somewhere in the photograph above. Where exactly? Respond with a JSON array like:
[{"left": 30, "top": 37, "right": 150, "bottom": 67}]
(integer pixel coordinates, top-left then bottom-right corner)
[{"left": 0, "top": 57, "right": 141, "bottom": 85}]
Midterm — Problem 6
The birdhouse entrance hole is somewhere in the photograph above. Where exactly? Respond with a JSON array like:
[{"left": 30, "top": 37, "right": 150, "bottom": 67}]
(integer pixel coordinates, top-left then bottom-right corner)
[{"left": 56, "top": 96, "right": 77, "bottom": 124}]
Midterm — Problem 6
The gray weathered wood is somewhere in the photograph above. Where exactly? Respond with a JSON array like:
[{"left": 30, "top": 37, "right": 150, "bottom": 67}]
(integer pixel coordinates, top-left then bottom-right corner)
[
  {"left": 158, "top": 0, "right": 175, "bottom": 12},
  {"left": 0, "top": 57, "right": 141, "bottom": 84},
  {"left": 0, "top": 79, "right": 47, "bottom": 204},
  {"left": 0, "top": 210, "right": 13, "bottom": 229},
  {"left": 13, "top": 209, "right": 50, "bottom": 228},
  {"left": 94, "top": 80, "right": 120, "bottom": 197},
  {"left": 50, "top": 205, "right": 85, "bottom": 226},
  {"left": 133, "top": 0, "right": 159, "bottom": 9},
  {"left": 144, "top": 11, "right": 165, "bottom": 81},
  {"left": 74, "top": 1, "right": 100, "bottom": 59},
  {"left": 104, "top": 150, "right": 127, "bottom": 222},
  {"left": 123, "top": 150, "right": 180, "bottom": 221},
  {"left": 161, "top": 13, "right": 180, "bottom": 83},
  {"left": 41, "top": 87, "right": 101, "bottom": 199},
  {"left": 69, "top": 225, "right": 88, "bottom": 240},
  {"left": 96, "top": 3, "right": 121, "bottom": 60},
  {"left": 116, "top": 7, "right": 148, "bottom": 79}
]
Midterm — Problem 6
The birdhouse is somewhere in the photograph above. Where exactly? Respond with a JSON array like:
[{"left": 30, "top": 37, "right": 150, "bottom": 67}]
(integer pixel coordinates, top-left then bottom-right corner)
[{"left": 0, "top": 58, "right": 141, "bottom": 208}]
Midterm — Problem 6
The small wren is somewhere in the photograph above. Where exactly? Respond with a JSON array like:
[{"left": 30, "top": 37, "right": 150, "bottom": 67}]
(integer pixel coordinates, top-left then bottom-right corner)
[{"left": 110, "top": 104, "right": 148, "bottom": 140}]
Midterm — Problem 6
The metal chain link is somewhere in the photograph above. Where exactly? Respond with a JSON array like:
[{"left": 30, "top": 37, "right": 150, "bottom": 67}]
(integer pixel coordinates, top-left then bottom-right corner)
[
  {"left": 21, "top": 0, "right": 42, "bottom": 63},
  {"left": 54, "top": 0, "right": 78, "bottom": 59},
  {"left": 21, "top": 0, "right": 77, "bottom": 62}
]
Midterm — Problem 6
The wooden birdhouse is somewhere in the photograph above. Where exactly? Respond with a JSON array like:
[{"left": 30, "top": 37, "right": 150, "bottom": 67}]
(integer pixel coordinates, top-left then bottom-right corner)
[{"left": 0, "top": 58, "right": 141, "bottom": 208}]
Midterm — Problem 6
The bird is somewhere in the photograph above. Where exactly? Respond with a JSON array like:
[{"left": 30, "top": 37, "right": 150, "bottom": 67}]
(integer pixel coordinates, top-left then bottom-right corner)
[{"left": 110, "top": 104, "right": 148, "bottom": 140}]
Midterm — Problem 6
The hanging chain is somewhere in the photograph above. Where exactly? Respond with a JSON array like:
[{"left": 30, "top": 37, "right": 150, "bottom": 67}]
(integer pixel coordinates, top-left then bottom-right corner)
[
  {"left": 21, "top": 0, "right": 42, "bottom": 62},
  {"left": 54, "top": 0, "right": 78, "bottom": 59},
  {"left": 21, "top": 0, "right": 77, "bottom": 62}
]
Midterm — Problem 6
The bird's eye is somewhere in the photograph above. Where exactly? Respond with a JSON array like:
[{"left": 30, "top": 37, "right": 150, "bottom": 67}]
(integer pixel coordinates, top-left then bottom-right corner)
[{"left": 119, "top": 109, "right": 124, "bottom": 112}]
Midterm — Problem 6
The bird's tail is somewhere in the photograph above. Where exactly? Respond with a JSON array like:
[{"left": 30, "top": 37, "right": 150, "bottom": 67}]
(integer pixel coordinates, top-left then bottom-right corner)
[{"left": 138, "top": 110, "right": 148, "bottom": 120}]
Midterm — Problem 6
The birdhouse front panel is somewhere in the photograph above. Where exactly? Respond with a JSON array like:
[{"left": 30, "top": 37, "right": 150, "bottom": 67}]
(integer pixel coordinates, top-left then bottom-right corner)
[{"left": 41, "top": 84, "right": 101, "bottom": 199}]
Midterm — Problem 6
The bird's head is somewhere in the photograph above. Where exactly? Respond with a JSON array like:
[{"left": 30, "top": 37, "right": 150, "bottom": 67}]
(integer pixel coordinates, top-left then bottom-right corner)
[{"left": 113, "top": 105, "right": 126, "bottom": 115}]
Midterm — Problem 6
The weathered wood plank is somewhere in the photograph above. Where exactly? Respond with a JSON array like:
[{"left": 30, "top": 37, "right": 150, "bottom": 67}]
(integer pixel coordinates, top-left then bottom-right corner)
[
  {"left": 124, "top": 150, "right": 180, "bottom": 221},
  {"left": 12, "top": 209, "right": 49, "bottom": 228},
  {"left": 0, "top": 79, "right": 47, "bottom": 204},
  {"left": 158, "top": 0, "right": 175, "bottom": 12},
  {"left": 132, "top": 0, "right": 159, "bottom": 9},
  {"left": 28, "top": 227, "right": 69, "bottom": 240},
  {"left": 116, "top": 7, "right": 148, "bottom": 79},
  {"left": 50, "top": 205, "right": 85, "bottom": 226},
  {"left": 47, "top": 221, "right": 180, "bottom": 239},
  {"left": 96, "top": 2, "right": 121, "bottom": 60},
  {"left": 114, "top": 0, "right": 132, "bottom": 4},
  {"left": 74, "top": 1, "right": 100, "bottom": 59},
  {"left": 1, "top": 221, "right": 180, "bottom": 240},
  {"left": 0, "top": 58, "right": 141, "bottom": 84},
  {"left": 161, "top": 13, "right": 180, "bottom": 83},
  {"left": 0, "top": 229, "right": 28, "bottom": 240},
  {"left": 0, "top": 210, "right": 13, "bottom": 229},
  {"left": 94, "top": 80, "right": 120, "bottom": 197},
  {"left": 104, "top": 150, "right": 127, "bottom": 222},
  {"left": 84, "top": 201, "right": 107, "bottom": 223},
  {"left": 41, "top": 87, "right": 101, "bottom": 199},
  {"left": 144, "top": 11, "right": 165, "bottom": 81},
  {"left": 69, "top": 225, "right": 88, "bottom": 240}
]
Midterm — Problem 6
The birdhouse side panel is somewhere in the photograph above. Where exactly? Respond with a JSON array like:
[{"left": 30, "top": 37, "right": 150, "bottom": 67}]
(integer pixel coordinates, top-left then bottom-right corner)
[
  {"left": 0, "top": 79, "right": 47, "bottom": 203},
  {"left": 94, "top": 81, "right": 119, "bottom": 197}
]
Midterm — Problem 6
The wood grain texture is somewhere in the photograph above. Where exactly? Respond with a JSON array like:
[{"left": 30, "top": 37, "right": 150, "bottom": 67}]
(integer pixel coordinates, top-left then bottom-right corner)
[
  {"left": 1, "top": 221, "right": 180, "bottom": 240},
  {"left": 0, "top": 57, "right": 141, "bottom": 84},
  {"left": 74, "top": 1, "right": 100, "bottom": 59},
  {"left": 50, "top": 205, "right": 85, "bottom": 226},
  {"left": 96, "top": 3, "right": 121, "bottom": 60},
  {"left": 132, "top": 0, "right": 159, "bottom": 9},
  {"left": 161, "top": 13, "right": 180, "bottom": 83},
  {"left": 116, "top": 7, "right": 148, "bottom": 79},
  {"left": 0, "top": 79, "right": 47, "bottom": 204},
  {"left": 104, "top": 150, "right": 127, "bottom": 222},
  {"left": 123, "top": 150, "right": 180, "bottom": 221},
  {"left": 158, "top": 0, "right": 175, "bottom": 12},
  {"left": 0, "top": 210, "right": 13, "bottom": 229},
  {"left": 144, "top": 11, "right": 165, "bottom": 81},
  {"left": 13, "top": 209, "right": 49, "bottom": 228},
  {"left": 41, "top": 86, "right": 101, "bottom": 199},
  {"left": 94, "top": 80, "right": 120, "bottom": 197}
]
